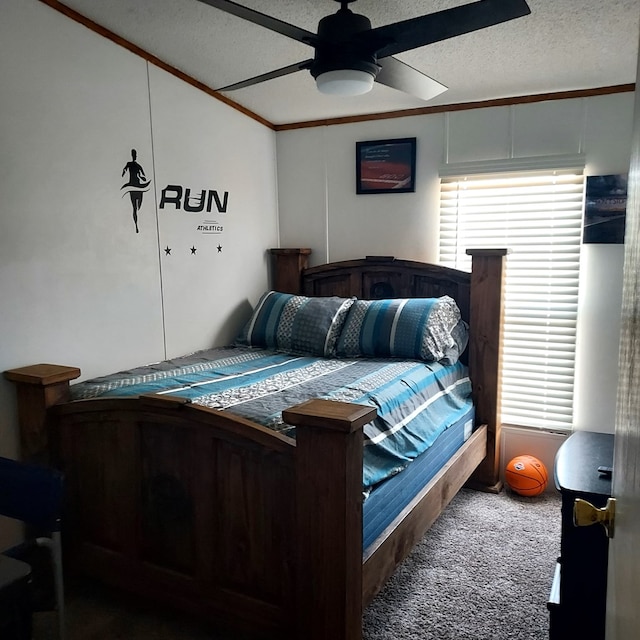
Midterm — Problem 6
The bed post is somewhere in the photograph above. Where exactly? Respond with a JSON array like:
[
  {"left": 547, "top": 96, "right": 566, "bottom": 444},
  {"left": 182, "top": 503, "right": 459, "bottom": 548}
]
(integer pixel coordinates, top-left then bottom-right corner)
[
  {"left": 4, "top": 364, "right": 81, "bottom": 463},
  {"left": 269, "top": 248, "right": 311, "bottom": 294},
  {"left": 283, "top": 399, "right": 377, "bottom": 640},
  {"left": 466, "top": 248, "right": 508, "bottom": 492}
]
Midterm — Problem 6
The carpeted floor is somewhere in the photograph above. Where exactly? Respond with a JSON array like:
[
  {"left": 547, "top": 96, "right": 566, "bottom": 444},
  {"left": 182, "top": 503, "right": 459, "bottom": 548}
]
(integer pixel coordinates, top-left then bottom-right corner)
[
  {"left": 32, "top": 487, "right": 561, "bottom": 640},
  {"left": 363, "top": 488, "right": 561, "bottom": 640}
]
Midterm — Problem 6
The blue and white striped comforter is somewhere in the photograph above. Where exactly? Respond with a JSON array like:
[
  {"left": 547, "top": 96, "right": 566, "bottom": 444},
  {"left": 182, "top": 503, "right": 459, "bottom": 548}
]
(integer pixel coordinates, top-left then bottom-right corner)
[{"left": 71, "top": 346, "right": 472, "bottom": 490}]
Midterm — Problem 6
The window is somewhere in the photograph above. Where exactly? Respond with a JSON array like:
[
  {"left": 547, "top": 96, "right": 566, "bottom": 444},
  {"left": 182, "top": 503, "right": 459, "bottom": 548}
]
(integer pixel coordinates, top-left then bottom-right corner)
[{"left": 439, "top": 159, "right": 585, "bottom": 431}]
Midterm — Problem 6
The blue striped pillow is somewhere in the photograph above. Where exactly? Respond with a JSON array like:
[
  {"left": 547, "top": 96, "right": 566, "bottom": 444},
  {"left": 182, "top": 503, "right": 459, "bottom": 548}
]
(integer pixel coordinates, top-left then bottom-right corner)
[
  {"left": 236, "top": 291, "right": 355, "bottom": 357},
  {"left": 335, "top": 296, "right": 467, "bottom": 363}
]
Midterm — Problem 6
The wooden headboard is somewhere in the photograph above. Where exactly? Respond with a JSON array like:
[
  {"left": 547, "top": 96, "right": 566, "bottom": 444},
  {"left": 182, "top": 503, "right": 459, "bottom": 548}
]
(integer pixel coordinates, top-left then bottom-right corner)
[{"left": 302, "top": 256, "right": 471, "bottom": 324}]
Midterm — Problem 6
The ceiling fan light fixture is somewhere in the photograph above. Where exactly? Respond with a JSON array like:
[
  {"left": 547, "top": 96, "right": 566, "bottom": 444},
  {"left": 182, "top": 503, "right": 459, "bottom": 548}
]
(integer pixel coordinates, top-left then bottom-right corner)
[{"left": 315, "top": 69, "right": 375, "bottom": 96}]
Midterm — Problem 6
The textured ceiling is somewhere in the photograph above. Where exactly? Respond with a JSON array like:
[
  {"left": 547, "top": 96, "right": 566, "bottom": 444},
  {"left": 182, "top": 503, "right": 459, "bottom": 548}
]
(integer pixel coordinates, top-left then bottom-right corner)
[{"left": 57, "top": 0, "right": 640, "bottom": 125}]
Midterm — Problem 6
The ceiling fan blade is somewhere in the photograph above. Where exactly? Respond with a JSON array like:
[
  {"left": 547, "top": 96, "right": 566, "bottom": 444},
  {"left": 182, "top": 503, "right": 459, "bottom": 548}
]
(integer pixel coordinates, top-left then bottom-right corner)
[
  {"left": 216, "top": 59, "right": 314, "bottom": 91},
  {"left": 364, "top": 0, "right": 531, "bottom": 59},
  {"left": 195, "top": 0, "right": 317, "bottom": 46},
  {"left": 376, "top": 57, "right": 447, "bottom": 102}
]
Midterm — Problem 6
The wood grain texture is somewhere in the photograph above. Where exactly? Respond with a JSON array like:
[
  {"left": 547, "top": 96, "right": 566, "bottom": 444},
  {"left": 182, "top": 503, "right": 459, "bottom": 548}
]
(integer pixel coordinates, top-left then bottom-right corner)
[
  {"left": 269, "top": 248, "right": 312, "bottom": 294},
  {"left": 53, "top": 401, "right": 297, "bottom": 638},
  {"left": 300, "top": 257, "right": 472, "bottom": 325},
  {"left": 273, "top": 85, "right": 635, "bottom": 131},
  {"left": 4, "top": 364, "right": 80, "bottom": 462},
  {"left": 288, "top": 402, "right": 375, "bottom": 640},
  {"left": 466, "top": 249, "right": 507, "bottom": 490}
]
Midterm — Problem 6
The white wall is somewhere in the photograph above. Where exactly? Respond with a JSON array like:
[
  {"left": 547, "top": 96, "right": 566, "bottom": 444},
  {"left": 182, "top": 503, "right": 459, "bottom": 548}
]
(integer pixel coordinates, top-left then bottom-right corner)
[
  {"left": 147, "top": 65, "right": 279, "bottom": 357},
  {"left": 276, "top": 92, "right": 636, "bottom": 439},
  {"left": 277, "top": 115, "right": 445, "bottom": 264},
  {"left": 0, "top": 0, "right": 279, "bottom": 473}
]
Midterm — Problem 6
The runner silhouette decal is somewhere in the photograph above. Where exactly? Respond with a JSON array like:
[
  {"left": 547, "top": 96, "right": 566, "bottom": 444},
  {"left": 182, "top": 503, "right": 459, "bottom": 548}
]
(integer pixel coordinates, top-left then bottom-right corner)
[{"left": 121, "top": 149, "right": 151, "bottom": 233}]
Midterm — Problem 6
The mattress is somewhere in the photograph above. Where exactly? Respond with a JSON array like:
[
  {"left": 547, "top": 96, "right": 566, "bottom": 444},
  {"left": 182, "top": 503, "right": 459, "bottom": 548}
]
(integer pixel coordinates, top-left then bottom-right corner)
[
  {"left": 362, "top": 407, "right": 474, "bottom": 552},
  {"left": 71, "top": 345, "right": 473, "bottom": 491}
]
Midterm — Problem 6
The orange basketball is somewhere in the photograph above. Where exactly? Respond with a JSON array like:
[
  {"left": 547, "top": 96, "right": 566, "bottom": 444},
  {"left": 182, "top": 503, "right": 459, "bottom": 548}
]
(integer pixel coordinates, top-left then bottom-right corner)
[{"left": 505, "top": 455, "right": 548, "bottom": 496}]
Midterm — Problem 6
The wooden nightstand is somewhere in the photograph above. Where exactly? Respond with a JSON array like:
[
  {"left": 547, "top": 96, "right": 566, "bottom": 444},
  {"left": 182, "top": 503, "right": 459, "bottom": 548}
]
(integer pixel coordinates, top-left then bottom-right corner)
[{"left": 548, "top": 430, "right": 614, "bottom": 640}]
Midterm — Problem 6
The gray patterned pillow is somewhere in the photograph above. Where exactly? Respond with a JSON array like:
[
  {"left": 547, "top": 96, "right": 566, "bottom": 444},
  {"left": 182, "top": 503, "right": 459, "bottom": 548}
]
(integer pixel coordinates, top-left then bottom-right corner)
[{"left": 236, "top": 291, "right": 355, "bottom": 357}]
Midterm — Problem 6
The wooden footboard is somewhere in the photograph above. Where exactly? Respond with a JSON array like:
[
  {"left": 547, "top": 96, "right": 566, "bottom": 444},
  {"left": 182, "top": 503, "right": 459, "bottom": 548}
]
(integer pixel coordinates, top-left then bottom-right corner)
[
  {"left": 55, "top": 394, "right": 299, "bottom": 637},
  {"left": 3, "top": 366, "right": 378, "bottom": 639}
]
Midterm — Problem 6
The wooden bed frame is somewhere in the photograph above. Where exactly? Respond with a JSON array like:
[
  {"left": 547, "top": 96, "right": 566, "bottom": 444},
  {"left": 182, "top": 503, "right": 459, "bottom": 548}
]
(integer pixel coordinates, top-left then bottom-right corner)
[{"left": 4, "top": 248, "right": 506, "bottom": 640}]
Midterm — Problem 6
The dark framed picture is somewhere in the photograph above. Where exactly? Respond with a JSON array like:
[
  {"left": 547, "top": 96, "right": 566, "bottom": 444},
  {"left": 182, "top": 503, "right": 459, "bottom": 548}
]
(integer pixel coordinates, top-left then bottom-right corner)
[
  {"left": 356, "top": 137, "right": 416, "bottom": 194},
  {"left": 583, "top": 174, "right": 627, "bottom": 244}
]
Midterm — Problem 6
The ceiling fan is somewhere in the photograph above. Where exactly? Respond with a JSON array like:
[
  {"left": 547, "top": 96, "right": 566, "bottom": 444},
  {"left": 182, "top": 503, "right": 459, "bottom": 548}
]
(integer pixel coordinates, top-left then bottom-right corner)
[{"left": 196, "top": 0, "right": 531, "bottom": 101}]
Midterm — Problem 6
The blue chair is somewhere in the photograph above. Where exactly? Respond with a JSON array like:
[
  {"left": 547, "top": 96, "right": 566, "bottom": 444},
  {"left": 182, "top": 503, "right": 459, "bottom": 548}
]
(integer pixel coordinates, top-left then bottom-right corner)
[{"left": 0, "top": 456, "right": 65, "bottom": 640}]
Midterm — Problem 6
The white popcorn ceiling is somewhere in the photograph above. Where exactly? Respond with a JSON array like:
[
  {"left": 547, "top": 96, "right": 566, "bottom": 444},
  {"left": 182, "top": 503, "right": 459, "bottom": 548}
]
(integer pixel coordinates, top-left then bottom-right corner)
[{"left": 58, "top": 0, "right": 640, "bottom": 125}]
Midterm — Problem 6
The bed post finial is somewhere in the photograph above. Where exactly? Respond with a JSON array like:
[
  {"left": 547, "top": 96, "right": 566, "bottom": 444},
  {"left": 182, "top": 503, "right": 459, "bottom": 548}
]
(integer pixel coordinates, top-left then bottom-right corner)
[
  {"left": 269, "top": 248, "right": 311, "bottom": 294},
  {"left": 4, "top": 363, "right": 81, "bottom": 463}
]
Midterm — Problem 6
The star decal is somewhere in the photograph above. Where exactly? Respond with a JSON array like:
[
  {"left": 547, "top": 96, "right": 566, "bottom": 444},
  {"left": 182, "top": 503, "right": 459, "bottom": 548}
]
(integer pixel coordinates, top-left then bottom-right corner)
[
  {"left": 164, "top": 246, "right": 171, "bottom": 255},
  {"left": 190, "top": 246, "right": 197, "bottom": 255},
  {"left": 217, "top": 245, "right": 222, "bottom": 253}
]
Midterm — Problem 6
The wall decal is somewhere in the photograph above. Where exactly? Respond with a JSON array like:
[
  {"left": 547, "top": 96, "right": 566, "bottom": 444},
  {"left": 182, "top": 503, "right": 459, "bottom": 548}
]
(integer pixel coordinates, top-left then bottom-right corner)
[
  {"left": 160, "top": 245, "right": 224, "bottom": 257},
  {"left": 158, "top": 183, "right": 229, "bottom": 239},
  {"left": 121, "top": 149, "right": 151, "bottom": 233},
  {"left": 196, "top": 220, "right": 224, "bottom": 234},
  {"left": 159, "top": 185, "right": 228, "bottom": 213}
]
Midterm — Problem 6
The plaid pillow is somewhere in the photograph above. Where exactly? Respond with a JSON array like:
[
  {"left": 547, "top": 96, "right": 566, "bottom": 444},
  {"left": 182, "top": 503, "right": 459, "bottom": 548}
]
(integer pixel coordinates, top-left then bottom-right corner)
[
  {"left": 237, "top": 291, "right": 355, "bottom": 357},
  {"left": 335, "top": 295, "right": 467, "bottom": 363}
]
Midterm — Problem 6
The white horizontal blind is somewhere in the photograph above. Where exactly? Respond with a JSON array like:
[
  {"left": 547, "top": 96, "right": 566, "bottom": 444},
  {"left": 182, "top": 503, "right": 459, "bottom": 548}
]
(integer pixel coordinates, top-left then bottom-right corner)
[{"left": 440, "top": 168, "right": 585, "bottom": 431}]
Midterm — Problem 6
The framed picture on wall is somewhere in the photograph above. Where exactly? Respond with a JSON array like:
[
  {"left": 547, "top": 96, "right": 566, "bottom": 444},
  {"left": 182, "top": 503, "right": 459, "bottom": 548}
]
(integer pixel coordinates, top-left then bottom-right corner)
[
  {"left": 583, "top": 173, "right": 627, "bottom": 244},
  {"left": 356, "top": 137, "right": 416, "bottom": 194}
]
